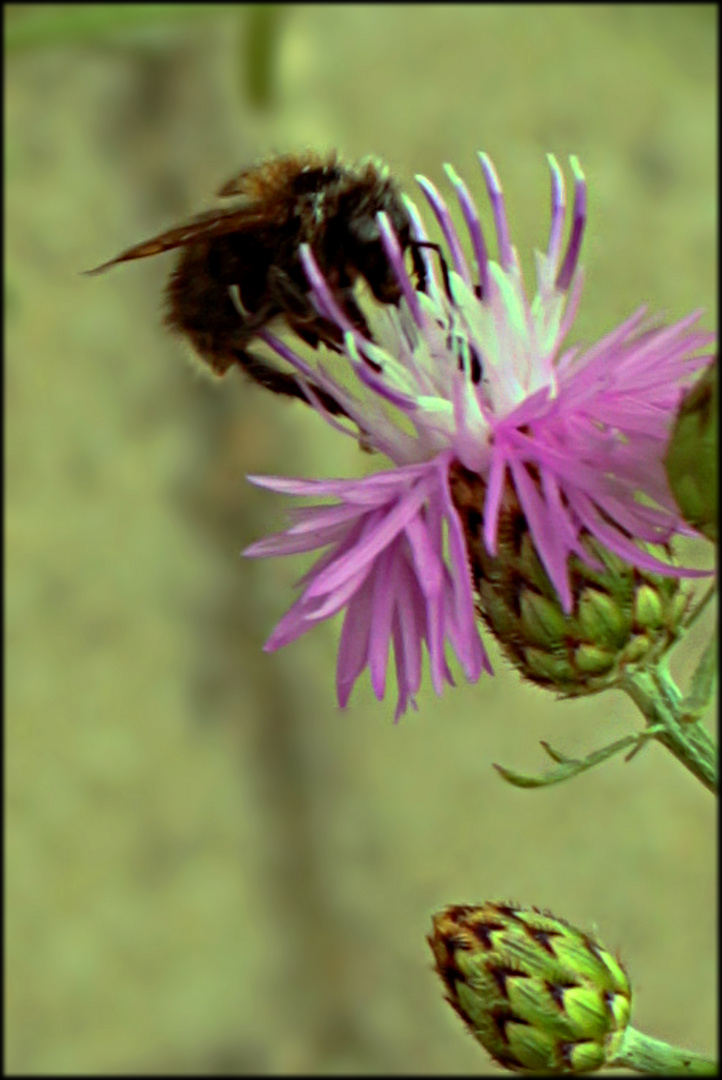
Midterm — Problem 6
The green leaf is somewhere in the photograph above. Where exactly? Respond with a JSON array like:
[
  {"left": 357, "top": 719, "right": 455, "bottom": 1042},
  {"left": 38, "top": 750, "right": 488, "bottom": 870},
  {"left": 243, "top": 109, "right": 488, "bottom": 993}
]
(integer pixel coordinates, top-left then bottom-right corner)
[{"left": 493, "top": 730, "right": 663, "bottom": 789}]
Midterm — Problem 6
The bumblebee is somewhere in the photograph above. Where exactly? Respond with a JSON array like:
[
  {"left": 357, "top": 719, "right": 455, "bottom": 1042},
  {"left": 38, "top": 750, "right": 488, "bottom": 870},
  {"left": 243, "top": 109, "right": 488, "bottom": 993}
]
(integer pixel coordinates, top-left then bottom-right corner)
[{"left": 88, "top": 151, "right": 431, "bottom": 413}]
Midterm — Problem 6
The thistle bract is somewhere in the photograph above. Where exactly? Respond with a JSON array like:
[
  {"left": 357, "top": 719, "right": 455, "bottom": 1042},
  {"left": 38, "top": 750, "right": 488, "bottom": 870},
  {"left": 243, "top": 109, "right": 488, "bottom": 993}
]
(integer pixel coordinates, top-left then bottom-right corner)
[{"left": 429, "top": 901, "right": 632, "bottom": 1074}]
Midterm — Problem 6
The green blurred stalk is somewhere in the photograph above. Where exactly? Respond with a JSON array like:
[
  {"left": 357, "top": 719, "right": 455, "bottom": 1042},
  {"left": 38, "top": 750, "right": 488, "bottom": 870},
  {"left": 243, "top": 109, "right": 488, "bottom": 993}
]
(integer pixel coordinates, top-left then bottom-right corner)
[
  {"left": 5, "top": 3, "right": 227, "bottom": 52},
  {"left": 243, "top": 4, "right": 283, "bottom": 110}
]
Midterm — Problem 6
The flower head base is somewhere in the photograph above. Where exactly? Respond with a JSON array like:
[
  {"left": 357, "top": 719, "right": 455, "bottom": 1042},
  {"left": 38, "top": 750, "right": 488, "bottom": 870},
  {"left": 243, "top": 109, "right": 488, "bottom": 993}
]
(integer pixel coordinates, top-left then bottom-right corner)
[
  {"left": 245, "top": 154, "right": 714, "bottom": 717},
  {"left": 450, "top": 462, "right": 690, "bottom": 696},
  {"left": 429, "top": 901, "right": 632, "bottom": 1074}
]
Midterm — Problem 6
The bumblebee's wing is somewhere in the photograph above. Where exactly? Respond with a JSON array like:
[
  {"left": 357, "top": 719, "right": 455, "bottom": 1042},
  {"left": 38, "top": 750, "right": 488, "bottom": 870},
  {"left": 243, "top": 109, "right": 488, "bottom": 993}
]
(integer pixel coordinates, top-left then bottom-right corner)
[{"left": 84, "top": 207, "right": 267, "bottom": 275}]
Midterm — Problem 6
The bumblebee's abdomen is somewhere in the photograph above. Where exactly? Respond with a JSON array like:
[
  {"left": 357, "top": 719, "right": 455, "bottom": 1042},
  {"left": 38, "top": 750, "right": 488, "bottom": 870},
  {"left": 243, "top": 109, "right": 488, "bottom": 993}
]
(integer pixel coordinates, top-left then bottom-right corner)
[{"left": 164, "top": 235, "right": 278, "bottom": 374}]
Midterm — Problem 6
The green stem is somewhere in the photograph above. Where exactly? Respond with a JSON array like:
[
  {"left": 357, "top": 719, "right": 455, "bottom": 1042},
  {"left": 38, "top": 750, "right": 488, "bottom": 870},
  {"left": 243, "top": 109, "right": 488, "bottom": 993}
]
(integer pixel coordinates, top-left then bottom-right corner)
[
  {"left": 608, "top": 1025, "right": 717, "bottom": 1075},
  {"left": 620, "top": 669, "right": 717, "bottom": 794}
]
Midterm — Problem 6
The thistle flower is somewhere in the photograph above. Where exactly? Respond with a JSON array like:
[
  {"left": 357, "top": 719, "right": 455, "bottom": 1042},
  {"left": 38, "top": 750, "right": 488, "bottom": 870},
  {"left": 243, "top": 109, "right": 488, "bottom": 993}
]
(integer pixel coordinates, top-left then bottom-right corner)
[{"left": 244, "top": 154, "right": 714, "bottom": 716}]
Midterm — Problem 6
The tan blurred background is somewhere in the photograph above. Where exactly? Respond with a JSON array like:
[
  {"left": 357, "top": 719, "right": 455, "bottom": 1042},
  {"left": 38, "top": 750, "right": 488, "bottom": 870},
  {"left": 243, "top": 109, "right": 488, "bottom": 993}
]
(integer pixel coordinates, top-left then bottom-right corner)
[{"left": 6, "top": 4, "right": 717, "bottom": 1074}]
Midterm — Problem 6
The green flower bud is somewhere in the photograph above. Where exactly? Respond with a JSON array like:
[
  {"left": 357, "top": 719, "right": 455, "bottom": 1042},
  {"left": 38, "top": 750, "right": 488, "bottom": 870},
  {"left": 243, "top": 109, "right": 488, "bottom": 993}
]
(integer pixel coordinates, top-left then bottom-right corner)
[
  {"left": 429, "top": 901, "right": 631, "bottom": 1074},
  {"left": 664, "top": 359, "right": 717, "bottom": 543},
  {"left": 632, "top": 584, "right": 665, "bottom": 631},
  {"left": 449, "top": 464, "right": 688, "bottom": 696}
]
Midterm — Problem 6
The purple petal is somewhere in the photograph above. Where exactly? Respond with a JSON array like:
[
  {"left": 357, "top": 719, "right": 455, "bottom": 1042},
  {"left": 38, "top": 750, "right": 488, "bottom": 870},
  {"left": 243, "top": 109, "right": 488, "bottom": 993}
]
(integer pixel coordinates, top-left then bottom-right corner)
[
  {"left": 367, "top": 544, "right": 398, "bottom": 699},
  {"left": 304, "top": 489, "right": 428, "bottom": 597},
  {"left": 509, "top": 457, "right": 573, "bottom": 612},
  {"left": 555, "top": 156, "right": 586, "bottom": 292},
  {"left": 377, "top": 210, "right": 423, "bottom": 324},
  {"left": 545, "top": 154, "right": 566, "bottom": 269},
  {"left": 478, "top": 153, "right": 513, "bottom": 270},
  {"left": 444, "top": 163, "right": 489, "bottom": 295},
  {"left": 415, "top": 173, "right": 471, "bottom": 282},
  {"left": 337, "top": 577, "right": 375, "bottom": 707}
]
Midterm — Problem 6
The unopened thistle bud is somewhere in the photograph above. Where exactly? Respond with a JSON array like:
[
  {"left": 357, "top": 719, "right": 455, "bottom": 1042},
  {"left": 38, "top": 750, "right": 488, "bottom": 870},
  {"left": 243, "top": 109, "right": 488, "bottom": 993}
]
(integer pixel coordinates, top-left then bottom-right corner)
[
  {"left": 664, "top": 358, "right": 718, "bottom": 543},
  {"left": 450, "top": 463, "right": 689, "bottom": 696},
  {"left": 429, "top": 901, "right": 631, "bottom": 1074}
]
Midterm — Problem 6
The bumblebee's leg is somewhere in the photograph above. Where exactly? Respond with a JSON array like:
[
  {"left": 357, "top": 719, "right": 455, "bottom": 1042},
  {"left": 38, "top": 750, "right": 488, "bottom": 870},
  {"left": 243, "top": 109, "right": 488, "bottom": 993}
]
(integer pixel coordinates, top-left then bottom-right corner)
[
  {"left": 409, "top": 240, "right": 451, "bottom": 299},
  {"left": 266, "top": 264, "right": 316, "bottom": 319},
  {"left": 267, "top": 264, "right": 376, "bottom": 348},
  {"left": 221, "top": 279, "right": 347, "bottom": 414},
  {"left": 409, "top": 240, "right": 428, "bottom": 292},
  {"left": 332, "top": 290, "right": 371, "bottom": 341},
  {"left": 265, "top": 265, "right": 347, "bottom": 347},
  {"left": 229, "top": 345, "right": 350, "bottom": 415}
]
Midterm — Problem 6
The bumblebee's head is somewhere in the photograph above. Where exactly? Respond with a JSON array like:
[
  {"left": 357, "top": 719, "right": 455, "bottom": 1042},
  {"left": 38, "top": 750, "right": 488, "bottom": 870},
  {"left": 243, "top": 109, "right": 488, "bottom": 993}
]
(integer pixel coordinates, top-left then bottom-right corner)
[{"left": 342, "top": 182, "right": 412, "bottom": 304}]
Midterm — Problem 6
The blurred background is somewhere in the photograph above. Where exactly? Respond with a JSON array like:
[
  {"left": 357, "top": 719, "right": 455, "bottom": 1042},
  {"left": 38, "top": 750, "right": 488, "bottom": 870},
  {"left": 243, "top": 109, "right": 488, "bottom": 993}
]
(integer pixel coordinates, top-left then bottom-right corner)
[{"left": 6, "top": 4, "right": 717, "bottom": 1074}]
